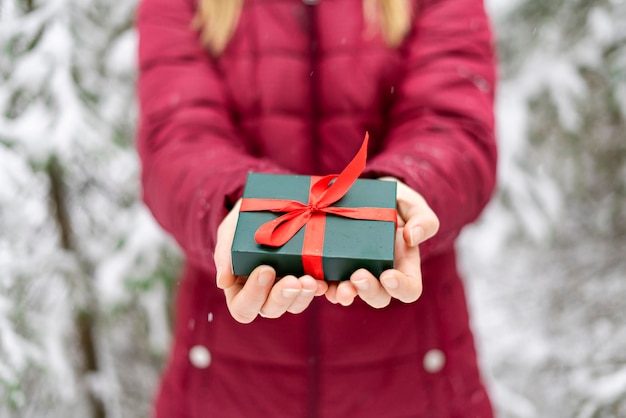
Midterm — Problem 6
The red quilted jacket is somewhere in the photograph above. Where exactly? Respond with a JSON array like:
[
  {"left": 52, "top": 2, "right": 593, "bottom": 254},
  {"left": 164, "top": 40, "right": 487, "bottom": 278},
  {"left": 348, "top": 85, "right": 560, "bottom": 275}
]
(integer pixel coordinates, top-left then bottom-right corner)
[{"left": 137, "top": 0, "right": 497, "bottom": 417}]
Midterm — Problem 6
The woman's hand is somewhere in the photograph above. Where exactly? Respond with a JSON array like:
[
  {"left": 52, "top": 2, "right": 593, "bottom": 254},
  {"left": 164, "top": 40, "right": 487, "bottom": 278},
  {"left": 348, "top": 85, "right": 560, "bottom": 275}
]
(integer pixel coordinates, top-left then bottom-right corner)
[
  {"left": 215, "top": 176, "right": 438, "bottom": 321},
  {"left": 324, "top": 177, "right": 439, "bottom": 308},
  {"left": 213, "top": 199, "right": 328, "bottom": 323}
]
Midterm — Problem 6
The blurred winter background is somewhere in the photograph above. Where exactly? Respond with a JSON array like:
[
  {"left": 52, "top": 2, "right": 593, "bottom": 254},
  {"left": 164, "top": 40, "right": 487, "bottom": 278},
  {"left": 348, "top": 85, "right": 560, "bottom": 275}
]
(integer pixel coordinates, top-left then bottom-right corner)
[{"left": 0, "top": 0, "right": 624, "bottom": 416}]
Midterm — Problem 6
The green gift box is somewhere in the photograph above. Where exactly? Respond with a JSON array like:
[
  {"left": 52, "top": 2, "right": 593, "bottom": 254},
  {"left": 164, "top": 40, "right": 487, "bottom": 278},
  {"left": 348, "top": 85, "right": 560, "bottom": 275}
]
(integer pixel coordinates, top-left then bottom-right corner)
[{"left": 231, "top": 172, "right": 397, "bottom": 281}]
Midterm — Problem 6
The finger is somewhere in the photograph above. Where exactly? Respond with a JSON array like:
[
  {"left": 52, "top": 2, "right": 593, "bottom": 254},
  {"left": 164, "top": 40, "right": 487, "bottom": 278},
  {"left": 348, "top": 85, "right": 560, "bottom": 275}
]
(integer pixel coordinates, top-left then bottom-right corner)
[
  {"left": 314, "top": 279, "right": 329, "bottom": 297},
  {"left": 214, "top": 199, "right": 242, "bottom": 289},
  {"left": 382, "top": 228, "right": 423, "bottom": 303},
  {"left": 286, "top": 275, "right": 318, "bottom": 314},
  {"left": 381, "top": 178, "right": 439, "bottom": 247},
  {"left": 335, "top": 280, "right": 358, "bottom": 306},
  {"left": 225, "top": 265, "right": 275, "bottom": 323},
  {"left": 397, "top": 197, "right": 439, "bottom": 248},
  {"left": 350, "top": 269, "right": 392, "bottom": 309},
  {"left": 379, "top": 178, "right": 439, "bottom": 246},
  {"left": 258, "top": 275, "right": 303, "bottom": 318},
  {"left": 324, "top": 282, "right": 339, "bottom": 304},
  {"left": 380, "top": 268, "right": 422, "bottom": 303},
  {"left": 394, "top": 227, "right": 422, "bottom": 280}
]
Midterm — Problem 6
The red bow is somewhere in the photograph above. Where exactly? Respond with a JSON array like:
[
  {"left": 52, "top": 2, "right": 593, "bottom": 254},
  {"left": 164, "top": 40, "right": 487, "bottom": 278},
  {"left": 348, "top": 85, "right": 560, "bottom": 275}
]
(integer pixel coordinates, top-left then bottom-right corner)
[{"left": 240, "top": 133, "right": 397, "bottom": 280}]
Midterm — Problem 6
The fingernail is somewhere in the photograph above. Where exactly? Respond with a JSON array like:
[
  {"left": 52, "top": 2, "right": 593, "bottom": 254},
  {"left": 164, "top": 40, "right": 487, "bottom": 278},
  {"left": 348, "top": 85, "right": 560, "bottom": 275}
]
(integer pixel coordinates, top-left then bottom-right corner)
[
  {"left": 382, "top": 275, "right": 399, "bottom": 289},
  {"left": 282, "top": 288, "right": 301, "bottom": 298},
  {"left": 257, "top": 269, "right": 272, "bottom": 286},
  {"left": 301, "top": 288, "right": 316, "bottom": 296},
  {"left": 352, "top": 279, "right": 370, "bottom": 291},
  {"left": 410, "top": 226, "right": 425, "bottom": 247}
]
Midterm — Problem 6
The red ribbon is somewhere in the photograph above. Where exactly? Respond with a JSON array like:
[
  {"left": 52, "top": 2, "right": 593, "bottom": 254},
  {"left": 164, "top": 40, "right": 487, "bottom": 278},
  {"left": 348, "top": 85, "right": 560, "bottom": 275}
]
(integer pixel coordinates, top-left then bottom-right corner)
[{"left": 240, "top": 133, "right": 397, "bottom": 280}]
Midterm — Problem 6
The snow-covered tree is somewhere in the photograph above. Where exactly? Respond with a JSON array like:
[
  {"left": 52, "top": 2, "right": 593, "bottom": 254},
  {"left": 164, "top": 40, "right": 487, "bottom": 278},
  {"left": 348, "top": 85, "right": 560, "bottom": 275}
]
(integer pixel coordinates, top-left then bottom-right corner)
[
  {"left": 461, "top": 1, "right": 626, "bottom": 417},
  {"left": 0, "top": 0, "right": 179, "bottom": 416},
  {"left": 492, "top": 0, "right": 626, "bottom": 246}
]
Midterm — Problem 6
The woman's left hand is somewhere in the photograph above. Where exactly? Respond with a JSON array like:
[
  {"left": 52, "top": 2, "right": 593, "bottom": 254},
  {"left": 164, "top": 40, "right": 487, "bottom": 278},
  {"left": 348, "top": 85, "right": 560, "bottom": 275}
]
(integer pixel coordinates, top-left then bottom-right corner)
[{"left": 324, "top": 177, "right": 439, "bottom": 308}]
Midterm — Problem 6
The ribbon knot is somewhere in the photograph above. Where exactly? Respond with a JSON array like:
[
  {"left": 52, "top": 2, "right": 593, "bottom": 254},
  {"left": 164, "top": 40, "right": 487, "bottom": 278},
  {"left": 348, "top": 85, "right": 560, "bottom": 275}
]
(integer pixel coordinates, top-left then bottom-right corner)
[{"left": 239, "top": 133, "right": 397, "bottom": 280}]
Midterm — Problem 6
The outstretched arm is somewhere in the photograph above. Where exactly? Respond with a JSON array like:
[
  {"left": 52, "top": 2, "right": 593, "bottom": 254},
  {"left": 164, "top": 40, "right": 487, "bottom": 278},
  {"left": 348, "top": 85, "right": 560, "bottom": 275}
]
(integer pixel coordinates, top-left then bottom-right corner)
[
  {"left": 332, "top": 0, "right": 497, "bottom": 306},
  {"left": 137, "top": 0, "right": 289, "bottom": 272},
  {"left": 365, "top": 0, "right": 498, "bottom": 260}
]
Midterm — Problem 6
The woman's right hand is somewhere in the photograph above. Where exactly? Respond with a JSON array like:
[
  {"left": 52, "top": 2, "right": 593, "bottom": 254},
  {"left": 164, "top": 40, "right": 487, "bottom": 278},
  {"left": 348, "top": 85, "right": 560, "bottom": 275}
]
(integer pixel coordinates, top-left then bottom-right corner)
[{"left": 213, "top": 199, "right": 328, "bottom": 323}]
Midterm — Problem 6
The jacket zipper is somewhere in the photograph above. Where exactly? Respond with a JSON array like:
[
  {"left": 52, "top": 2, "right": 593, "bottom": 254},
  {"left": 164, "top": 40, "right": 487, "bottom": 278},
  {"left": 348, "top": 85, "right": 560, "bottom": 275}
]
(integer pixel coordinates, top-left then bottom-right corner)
[{"left": 305, "top": 3, "right": 320, "bottom": 418}]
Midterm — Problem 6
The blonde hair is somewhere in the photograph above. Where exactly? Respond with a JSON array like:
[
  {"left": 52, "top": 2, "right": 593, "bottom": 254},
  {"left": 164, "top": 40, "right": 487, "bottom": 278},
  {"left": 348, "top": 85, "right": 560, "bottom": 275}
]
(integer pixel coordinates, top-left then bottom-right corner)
[{"left": 193, "top": 0, "right": 412, "bottom": 56}]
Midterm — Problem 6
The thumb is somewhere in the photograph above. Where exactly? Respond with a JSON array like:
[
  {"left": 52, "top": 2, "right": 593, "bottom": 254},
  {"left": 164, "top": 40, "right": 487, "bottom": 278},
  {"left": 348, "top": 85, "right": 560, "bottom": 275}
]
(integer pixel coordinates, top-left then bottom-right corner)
[
  {"left": 214, "top": 199, "right": 242, "bottom": 289},
  {"left": 381, "top": 178, "right": 439, "bottom": 247}
]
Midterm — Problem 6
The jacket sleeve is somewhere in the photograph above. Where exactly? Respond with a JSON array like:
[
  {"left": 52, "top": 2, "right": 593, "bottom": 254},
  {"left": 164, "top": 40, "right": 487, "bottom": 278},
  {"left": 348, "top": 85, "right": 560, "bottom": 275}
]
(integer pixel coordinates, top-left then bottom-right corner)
[
  {"left": 136, "top": 0, "right": 289, "bottom": 271},
  {"left": 364, "top": 0, "right": 497, "bottom": 260}
]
